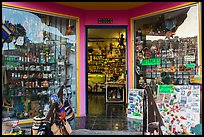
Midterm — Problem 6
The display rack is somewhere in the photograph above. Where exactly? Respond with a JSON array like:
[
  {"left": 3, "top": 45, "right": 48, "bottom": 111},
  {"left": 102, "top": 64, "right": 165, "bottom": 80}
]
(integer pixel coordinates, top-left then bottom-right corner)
[
  {"left": 134, "top": 30, "right": 198, "bottom": 89},
  {"left": 2, "top": 7, "right": 77, "bottom": 118},
  {"left": 3, "top": 42, "right": 57, "bottom": 117}
]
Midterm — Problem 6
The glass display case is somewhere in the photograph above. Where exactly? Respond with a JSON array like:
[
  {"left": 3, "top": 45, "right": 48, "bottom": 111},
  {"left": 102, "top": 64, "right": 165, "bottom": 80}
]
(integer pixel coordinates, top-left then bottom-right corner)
[
  {"left": 2, "top": 6, "right": 78, "bottom": 119},
  {"left": 105, "top": 82, "right": 125, "bottom": 103}
]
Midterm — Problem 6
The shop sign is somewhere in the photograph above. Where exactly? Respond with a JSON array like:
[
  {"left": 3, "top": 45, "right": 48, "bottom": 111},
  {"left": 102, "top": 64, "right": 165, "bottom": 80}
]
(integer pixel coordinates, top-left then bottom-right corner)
[
  {"left": 158, "top": 85, "right": 174, "bottom": 94},
  {"left": 98, "top": 18, "right": 113, "bottom": 24},
  {"left": 184, "top": 63, "right": 195, "bottom": 68},
  {"left": 184, "top": 55, "right": 195, "bottom": 61},
  {"left": 141, "top": 58, "right": 161, "bottom": 66}
]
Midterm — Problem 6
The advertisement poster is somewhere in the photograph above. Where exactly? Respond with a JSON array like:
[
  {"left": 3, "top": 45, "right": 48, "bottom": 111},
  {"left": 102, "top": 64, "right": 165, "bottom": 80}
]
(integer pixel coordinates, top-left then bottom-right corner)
[
  {"left": 157, "top": 85, "right": 200, "bottom": 135},
  {"left": 127, "top": 89, "right": 144, "bottom": 120}
]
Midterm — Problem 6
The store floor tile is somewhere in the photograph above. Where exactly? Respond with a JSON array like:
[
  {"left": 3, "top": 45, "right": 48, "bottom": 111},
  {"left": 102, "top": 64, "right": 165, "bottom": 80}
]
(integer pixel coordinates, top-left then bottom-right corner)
[
  {"left": 71, "top": 129, "right": 142, "bottom": 135},
  {"left": 71, "top": 93, "right": 143, "bottom": 134}
]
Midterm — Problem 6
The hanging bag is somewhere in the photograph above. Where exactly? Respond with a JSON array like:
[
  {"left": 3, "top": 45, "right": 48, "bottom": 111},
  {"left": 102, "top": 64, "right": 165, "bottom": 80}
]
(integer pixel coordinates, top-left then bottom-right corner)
[
  {"left": 64, "top": 120, "right": 72, "bottom": 135},
  {"left": 64, "top": 98, "right": 75, "bottom": 121},
  {"left": 51, "top": 123, "right": 61, "bottom": 135}
]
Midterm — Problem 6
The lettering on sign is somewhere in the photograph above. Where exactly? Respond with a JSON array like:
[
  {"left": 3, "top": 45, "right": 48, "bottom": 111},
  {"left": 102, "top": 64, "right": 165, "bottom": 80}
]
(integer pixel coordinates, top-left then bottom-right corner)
[
  {"left": 98, "top": 18, "right": 113, "bottom": 24},
  {"left": 158, "top": 85, "right": 174, "bottom": 94},
  {"left": 184, "top": 63, "right": 195, "bottom": 68},
  {"left": 141, "top": 58, "right": 161, "bottom": 66}
]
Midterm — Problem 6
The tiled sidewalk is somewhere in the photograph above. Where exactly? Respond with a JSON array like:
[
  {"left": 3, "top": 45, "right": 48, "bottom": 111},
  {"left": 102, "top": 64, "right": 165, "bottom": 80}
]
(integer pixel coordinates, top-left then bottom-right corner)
[{"left": 71, "top": 129, "right": 142, "bottom": 135}]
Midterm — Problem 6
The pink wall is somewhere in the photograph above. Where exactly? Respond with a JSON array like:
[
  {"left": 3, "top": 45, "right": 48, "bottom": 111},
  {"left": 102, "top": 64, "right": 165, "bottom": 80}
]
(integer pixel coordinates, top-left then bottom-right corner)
[
  {"left": 3, "top": 2, "right": 84, "bottom": 17},
  {"left": 3, "top": 2, "right": 190, "bottom": 117},
  {"left": 85, "top": 10, "right": 129, "bottom": 25}
]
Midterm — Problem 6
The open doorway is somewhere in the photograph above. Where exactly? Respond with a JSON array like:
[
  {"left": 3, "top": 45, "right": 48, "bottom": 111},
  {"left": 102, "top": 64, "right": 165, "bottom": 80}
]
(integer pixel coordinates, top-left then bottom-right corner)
[{"left": 86, "top": 26, "right": 127, "bottom": 115}]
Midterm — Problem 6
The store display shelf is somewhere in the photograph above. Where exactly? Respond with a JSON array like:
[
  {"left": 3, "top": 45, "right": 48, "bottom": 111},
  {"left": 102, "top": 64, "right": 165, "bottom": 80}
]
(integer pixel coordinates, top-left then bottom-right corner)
[
  {"left": 14, "top": 78, "right": 53, "bottom": 81},
  {"left": 21, "top": 62, "right": 56, "bottom": 65},
  {"left": 88, "top": 72, "right": 104, "bottom": 74},
  {"left": 53, "top": 76, "right": 67, "bottom": 79},
  {"left": 3, "top": 61, "right": 22, "bottom": 63},
  {"left": 25, "top": 87, "right": 49, "bottom": 89},
  {"left": 27, "top": 70, "right": 54, "bottom": 73},
  {"left": 7, "top": 95, "right": 40, "bottom": 97},
  {"left": 89, "top": 54, "right": 106, "bottom": 56},
  {"left": 6, "top": 69, "right": 54, "bottom": 73},
  {"left": 107, "top": 57, "right": 125, "bottom": 59},
  {"left": 145, "top": 71, "right": 195, "bottom": 74},
  {"left": 88, "top": 64, "right": 103, "bottom": 66},
  {"left": 106, "top": 99, "right": 124, "bottom": 103},
  {"left": 106, "top": 82, "right": 125, "bottom": 85}
]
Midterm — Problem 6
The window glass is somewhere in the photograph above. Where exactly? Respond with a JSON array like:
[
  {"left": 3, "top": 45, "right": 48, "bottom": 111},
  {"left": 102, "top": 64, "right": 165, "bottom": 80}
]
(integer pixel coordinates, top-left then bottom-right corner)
[{"left": 2, "top": 7, "right": 78, "bottom": 119}]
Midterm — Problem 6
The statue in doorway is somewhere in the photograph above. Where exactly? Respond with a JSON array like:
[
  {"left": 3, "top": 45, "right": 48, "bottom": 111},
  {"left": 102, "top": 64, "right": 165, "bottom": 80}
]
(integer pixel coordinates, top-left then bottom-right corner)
[{"left": 117, "top": 34, "right": 125, "bottom": 56}]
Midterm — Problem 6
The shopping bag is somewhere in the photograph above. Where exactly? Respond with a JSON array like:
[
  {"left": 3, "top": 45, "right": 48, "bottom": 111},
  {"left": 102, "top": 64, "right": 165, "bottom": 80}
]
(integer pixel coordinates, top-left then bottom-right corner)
[
  {"left": 64, "top": 98, "right": 75, "bottom": 121},
  {"left": 51, "top": 123, "right": 61, "bottom": 135},
  {"left": 60, "top": 125, "right": 69, "bottom": 135},
  {"left": 65, "top": 121, "right": 72, "bottom": 135}
]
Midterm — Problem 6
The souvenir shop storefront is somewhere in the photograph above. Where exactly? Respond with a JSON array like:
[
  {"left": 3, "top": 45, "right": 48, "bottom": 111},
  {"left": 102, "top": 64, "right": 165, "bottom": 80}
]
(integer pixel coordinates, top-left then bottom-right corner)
[
  {"left": 131, "top": 3, "right": 202, "bottom": 135},
  {"left": 2, "top": 2, "right": 202, "bottom": 135}
]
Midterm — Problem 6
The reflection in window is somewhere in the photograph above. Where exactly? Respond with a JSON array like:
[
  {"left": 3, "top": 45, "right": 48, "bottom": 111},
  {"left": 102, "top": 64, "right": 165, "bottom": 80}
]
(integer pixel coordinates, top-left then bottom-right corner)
[
  {"left": 2, "top": 7, "right": 78, "bottom": 119},
  {"left": 134, "top": 4, "right": 199, "bottom": 87}
]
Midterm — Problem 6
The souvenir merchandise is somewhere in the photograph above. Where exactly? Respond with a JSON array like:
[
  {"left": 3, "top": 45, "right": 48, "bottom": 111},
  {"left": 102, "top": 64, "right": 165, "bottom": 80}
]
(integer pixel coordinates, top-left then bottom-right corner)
[
  {"left": 2, "top": 21, "right": 12, "bottom": 43},
  {"left": 2, "top": 7, "right": 78, "bottom": 123},
  {"left": 51, "top": 100, "right": 73, "bottom": 135},
  {"left": 157, "top": 85, "right": 200, "bottom": 135},
  {"left": 106, "top": 83, "right": 125, "bottom": 103},
  {"left": 127, "top": 89, "right": 144, "bottom": 120},
  {"left": 127, "top": 118, "right": 143, "bottom": 132},
  {"left": 64, "top": 98, "right": 75, "bottom": 122}
]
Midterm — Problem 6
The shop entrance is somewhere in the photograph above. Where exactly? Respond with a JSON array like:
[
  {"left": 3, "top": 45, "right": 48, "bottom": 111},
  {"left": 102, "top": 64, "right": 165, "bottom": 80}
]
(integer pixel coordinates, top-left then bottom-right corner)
[{"left": 86, "top": 26, "right": 127, "bottom": 115}]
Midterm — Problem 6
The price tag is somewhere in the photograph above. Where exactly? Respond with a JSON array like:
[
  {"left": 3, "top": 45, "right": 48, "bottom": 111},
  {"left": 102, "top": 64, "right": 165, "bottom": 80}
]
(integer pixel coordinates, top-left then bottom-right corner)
[
  {"left": 185, "top": 63, "right": 195, "bottom": 68},
  {"left": 142, "top": 58, "right": 161, "bottom": 66}
]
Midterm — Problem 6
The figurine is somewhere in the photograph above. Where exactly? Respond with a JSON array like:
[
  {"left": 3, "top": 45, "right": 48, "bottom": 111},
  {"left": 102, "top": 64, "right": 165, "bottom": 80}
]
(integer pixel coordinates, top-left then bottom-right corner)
[
  {"left": 117, "top": 34, "right": 125, "bottom": 55},
  {"left": 116, "top": 89, "right": 121, "bottom": 99}
]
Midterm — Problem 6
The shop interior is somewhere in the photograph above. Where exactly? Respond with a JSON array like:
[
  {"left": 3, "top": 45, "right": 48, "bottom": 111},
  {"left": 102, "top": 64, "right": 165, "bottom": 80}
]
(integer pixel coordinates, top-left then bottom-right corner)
[{"left": 86, "top": 27, "right": 127, "bottom": 115}]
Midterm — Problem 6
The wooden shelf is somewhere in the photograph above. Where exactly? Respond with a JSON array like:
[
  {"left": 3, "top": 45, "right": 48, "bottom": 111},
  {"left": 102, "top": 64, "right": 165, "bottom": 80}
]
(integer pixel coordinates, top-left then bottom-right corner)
[
  {"left": 25, "top": 87, "right": 49, "bottom": 89},
  {"left": 6, "top": 69, "right": 54, "bottom": 73},
  {"left": 21, "top": 62, "right": 56, "bottom": 65}
]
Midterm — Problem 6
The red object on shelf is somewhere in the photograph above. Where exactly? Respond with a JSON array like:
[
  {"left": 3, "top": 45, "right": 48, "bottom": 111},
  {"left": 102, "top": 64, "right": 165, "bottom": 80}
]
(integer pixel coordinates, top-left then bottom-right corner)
[
  {"left": 180, "top": 116, "right": 187, "bottom": 120},
  {"left": 171, "top": 118, "right": 175, "bottom": 124},
  {"left": 173, "top": 127, "right": 176, "bottom": 133}
]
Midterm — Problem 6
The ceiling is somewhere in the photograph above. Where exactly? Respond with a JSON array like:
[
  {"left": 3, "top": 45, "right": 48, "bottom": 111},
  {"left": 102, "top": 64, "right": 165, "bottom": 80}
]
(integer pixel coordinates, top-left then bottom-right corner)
[
  {"left": 88, "top": 28, "right": 126, "bottom": 39},
  {"left": 88, "top": 28, "right": 126, "bottom": 49},
  {"left": 55, "top": 2, "right": 150, "bottom": 10}
]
